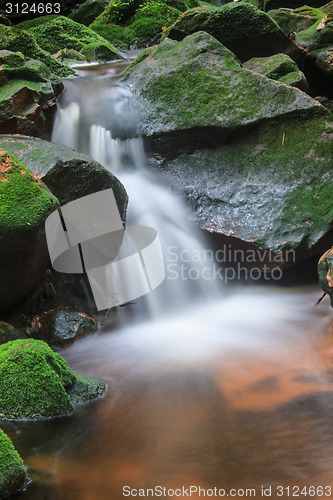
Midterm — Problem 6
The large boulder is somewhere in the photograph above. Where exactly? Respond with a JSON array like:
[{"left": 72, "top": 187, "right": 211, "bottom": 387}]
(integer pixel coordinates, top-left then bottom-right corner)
[
  {"left": 163, "top": 2, "right": 299, "bottom": 62},
  {"left": 0, "top": 50, "right": 64, "bottom": 138},
  {"left": 90, "top": 0, "right": 199, "bottom": 49},
  {"left": 0, "top": 428, "right": 27, "bottom": 497},
  {"left": 243, "top": 53, "right": 309, "bottom": 91},
  {"left": 0, "top": 149, "right": 59, "bottom": 312},
  {"left": 0, "top": 135, "right": 128, "bottom": 220},
  {"left": 126, "top": 32, "right": 333, "bottom": 267},
  {"left": 69, "top": 0, "right": 109, "bottom": 26},
  {"left": 0, "top": 24, "right": 73, "bottom": 77},
  {"left": 318, "top": 246, "right": 333, "bottom": 305},
  {"left": 25, "top": 15, "right": 122, "bottom": 60},
  {"left": 268, "top": 7, "right": 325, "bottom": 36},
  {"left": 0, "top": 338, "right": 105, "bottom": 420}
]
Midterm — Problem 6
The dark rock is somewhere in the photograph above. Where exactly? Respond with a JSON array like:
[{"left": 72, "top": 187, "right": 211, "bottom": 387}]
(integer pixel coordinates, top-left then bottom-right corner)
[
  {"left": 268, "top": 7, "right": 325, "bottom": 36},
  {"left": 69, "top": 0, "right": 109, "bottom": 26},
  {"left": 0, "top": 135, "right": 128, "bottom": 221},
  {"left": 264, "top": 0, "right": 328, "bottom": 10},
  {"left": 321, "top": 1, "right": 333, "bottom": 14},
  {"left": 0, "top": 338, "right": 105, "bottom": 420},
  {"left": 163, "top": 3, "right": 299, "bottom": 62},
  {"left": 296, "top": 16, "right": 333, "bottom": 51},
  {"left": 0, "top": 321, "right": 26, "bottom": 345},
  {"left": 0, "top": 50, "right": 64, "bottom": 138},
  {"left": 0, "top": 428, "right": 27, "bottom": 497},
  {"left": 318, "top": 246, "right": 333, "bottom": 305},
  {"left": 0, "top": 14, "right": 11, "bottom": 26},
  {"left": 29, "top": 308, "right": 98, "bottom": 347},
  {"left": 243, "top": 53, "right": 309, "bottom": 91},
  {"left": 0, "top": 149, "right": 59, "bottom": 313}
]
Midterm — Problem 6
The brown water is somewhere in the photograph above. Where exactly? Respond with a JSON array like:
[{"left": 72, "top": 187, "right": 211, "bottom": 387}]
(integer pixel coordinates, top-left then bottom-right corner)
[{"left": 3, "top": 286, "right": 333, "bottom": 500}]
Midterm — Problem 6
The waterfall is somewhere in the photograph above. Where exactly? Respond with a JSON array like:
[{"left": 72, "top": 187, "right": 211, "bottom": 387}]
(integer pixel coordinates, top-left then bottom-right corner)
[{"left": 52, "top": 68, "right": 219, "bottom": 319}]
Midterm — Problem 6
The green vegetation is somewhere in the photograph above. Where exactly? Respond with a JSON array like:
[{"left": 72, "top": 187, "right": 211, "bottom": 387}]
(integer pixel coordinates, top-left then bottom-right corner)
[
  {"left": 25, "top": 16, "right": 121, "bottom": 58},
  {"left": 0, "top": 50, "right": 52, "bottom": 86},
  {"left": 90, "top": 0, "right": 199, "bottom": 49},
  {"left": 0, "top": 24, "right": 73, "bottom": 77},
  {"left": 81, "top": 41, "right": 120, "bottom": 62},
  {"left": 69, "top": 0, "right": 109, "bottom": 26},
  {"left": 0, "top": 428, "right": 27, "bottom": 497},
  {"left": 0, "top": 339, "right": 105, "bottom": 420},
  {"left": 16, "top": 15, "right": 59, "bottom": 30},
  {"left": 296, "top": 18, "right": 333, "bottom": 50}
]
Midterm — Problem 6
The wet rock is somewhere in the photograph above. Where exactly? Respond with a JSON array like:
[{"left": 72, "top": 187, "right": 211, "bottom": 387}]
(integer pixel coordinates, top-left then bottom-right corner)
[
  {"left": 0, "top": 149, "right": 59, "bottom": 313},
  {"left": 0, "top": 321, "right": 26, "bottom": 345},
  {"left": 125, "top": 31, "right": 326, "bottom": 153},
  {"left": 81, "top": 41, "right": 121, "bottom": 63},
  {"left": 318, "top": 246, "right": 333, "bottom": 306},
  {"left": 24, "top": 15, "right": 122, "bottom": 60},
  {"left": 29, "top": 309, "right": 98, "bottom": 347},
  {"left": 0, "top": 338, "right": 105, "bottom": 420},
  {"left": 268, "top": 7, "right": 325, "bottom": 36},
  {"left": 69, "top": 0, "right": 109, "bottom": 26},
  {"left": 244, "top": 53, "right": 309, "bottom": 91},
  {"left": 0, "top": 428, "right": 27, "bottom": 497},
  {"left": 296, "top": 15, "right": 333, "bottom": 51},
  {"left": 0, "top": 135, "right": 128, "bottom": 221},
  {"left": 163, "top": 3, "right": 299, "bottom": 62},
  {"left": 0, "top": 50, "right": 64, "bottom": 138}
]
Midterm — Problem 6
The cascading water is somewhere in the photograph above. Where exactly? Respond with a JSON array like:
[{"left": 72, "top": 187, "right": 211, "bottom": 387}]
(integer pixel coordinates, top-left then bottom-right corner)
[{"left": 52, "top": 65, "right": 220, "bottom": 318}]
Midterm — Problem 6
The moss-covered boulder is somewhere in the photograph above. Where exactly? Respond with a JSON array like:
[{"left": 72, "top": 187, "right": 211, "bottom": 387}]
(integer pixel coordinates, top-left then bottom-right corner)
[
  {"left": 90, "top": 0, "right": 199, "bottom": 49},
  {"left": 163, "top": 2, "right": 299, "bottom": 62},
  {"left": 296, "top": 16, "right": 333, "bottom": 51},
  {"left": 318, "top": 247, "right": 333, "bottom": 306},
  {"left": 125, "top": 32, "right": 332, "bottom": 266},
  {"left": 81, "top": 41, "right": 120, "bottom": 62},
  {"left": 0, "top": 338, "right": 105, "bottom": 420},
  {"left": 25, "top": 15, "right": 122, "bottom": 60},
  {"left": 268, "top": 6, "right": 325, "bottom": 36},
  {"left": 0, "top": 24, "right": 73, "bottom": 78},
  {"left": 243, "top": 53, "right": 309, "bottom": 91},
  {"left": 29, "top": 309, "right": 98, "bottom": 347},
  {"left": 125, "top": 32, "right": 325, "bottom": 147},
  {"left": 0, "top": 428, "right": 27, "bottom": 496},
  {"left": 0, "top": 135, "right": 128, "bottom": 221},
  {"left": 0, "top": 50, "right": 63, "bottom": 138},
  {"left": 0, "top": 149, "right": 59, "bottom": 312},
  {"left": 69, "top": 0, "right": 109, "bottom": 26}
]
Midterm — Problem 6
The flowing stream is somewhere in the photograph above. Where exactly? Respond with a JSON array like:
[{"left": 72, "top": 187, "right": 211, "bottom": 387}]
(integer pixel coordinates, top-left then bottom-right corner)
[{"left": 4, "top": 60, "right": 333, "bottom": 500}]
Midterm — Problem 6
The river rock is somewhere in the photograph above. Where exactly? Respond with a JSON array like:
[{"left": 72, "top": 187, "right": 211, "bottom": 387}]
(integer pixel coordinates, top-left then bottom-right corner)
[
  {"left": 125, "top": 31, "right": 326, "bottom": 154},
  {"left": 0, "top": 338, "right": 105, "bottom": 419},
  {"left": 0, "top": 135, "right": 128, "bottom": 221},
  {"left": 163, "top": 3, "right": 299, "bottom": 62},
  {"left": 318, "top": 247, "right": 333, "bottom": 305},
  {"left": 81, "top": 41, "right": 121, "bottom": 63},
  {"left": 0, "top": 50, "right": 64, "bottom": 138},
  {"left": 30, "top": 308, "right": 98, "bottom": 347},
  {"left": 25, "top": 15, "right": 122, "bottom": 60},
  {"left": 0, "top": 321, "right": 25, "bottom": 345},
  {"left": 0, "top": 149, "right": 59, "bottom": 312},
  {"left": 243, "top": 53, "right": 309, "bottom": 91},
  {"left": 0, "top": 428, "right": 27, "bottom": 497}
]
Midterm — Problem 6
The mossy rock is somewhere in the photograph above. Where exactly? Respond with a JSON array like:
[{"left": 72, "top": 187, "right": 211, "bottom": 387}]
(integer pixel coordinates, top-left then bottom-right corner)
[
  {"left": 125, "top": 31, "right": 325, "bottom": 139},
  {"left": 163, "top": 2, "right": 299, "bottom": 62},
  {"left": 321, "top": 1, "right": 333, "bottom": 14},
  {"left": 296, "top": 16, "right": 333, "bottom": 50},
  {"left": 29, "top": 309, "right": 98, "bottom": 347},
  {"left": 0, "top": 428, "right": 27, "bottom": 496},
  {"left": 81, "top": 41, "right": 121, "bottom": 62},
  {"left": 318, "top": 246, "right": 333, "bottom": 306},
  {"left": 69, "top": 0, "right": 109, "bottom": 26},
  {"left": 311, "top": 45, "right": 333, "bottom": 78},
  {"left": 157, "top": 115, "right": 333, "bottom": 266},
  {"left": 0, "top": 49, "right": 52, "bottom": 85},
  {"left": 268, "top": 7, "right": 325, "bottom": 36},
  {"left": 0, "top": 149, "right": 59, "bottom": 312},
  {"left": 90, "top": 0, "right": 200, "bottom": 49},
  {"left": 26, "top": 15, "right": 122, "bottom": 59},
  {"left": 16, "top": 15, "right": 60, "bottom": 30},
  {"left": 0, "top": 321, "right": 26, "bottom": 345},
  {"left": 243, "top": 53, "right": 309, "bottom": 91},
  {"left": 0, "top": 135, "right": 128, "bottom": 222},
  {"left": 0, "top": 338, "right": 105, "bottom": 420},
  {"left": 0, "top": 24, "right": 74, "bottom": 78}
]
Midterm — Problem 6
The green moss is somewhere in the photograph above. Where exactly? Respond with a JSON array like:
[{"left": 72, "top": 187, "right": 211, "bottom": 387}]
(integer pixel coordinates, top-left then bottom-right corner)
[
  {"left": 0, "top": 25, "right": 73, "bottom": 78},
  {"left": 0, "top": 339, "right": 105, "bottom": 420},
  {"left": 296, "top": 18, "right": 333, "bottom": 50},
  {"left": 293, "top": 6, "right": 326, "bottom": 20},
  {"left": 0, "top": 428, "right": 27, "bottom": 497},
  {"left": 0, "top": 50, "right": 52, "bottom": 86},
  {"left": 81, "top": 41, "right": 120, "bottom": 62},
  {"left": 16, "top": 15, "right": 59, "bottom": 30},
  {"left": 0, "top": 150, "right": 58, "bottom": 241},
  {"left": 69, "top": 0, "right": 108, "bottom": 26},
  {"left": 27, "top": 16, "right": 121, "bottom": 57}
]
